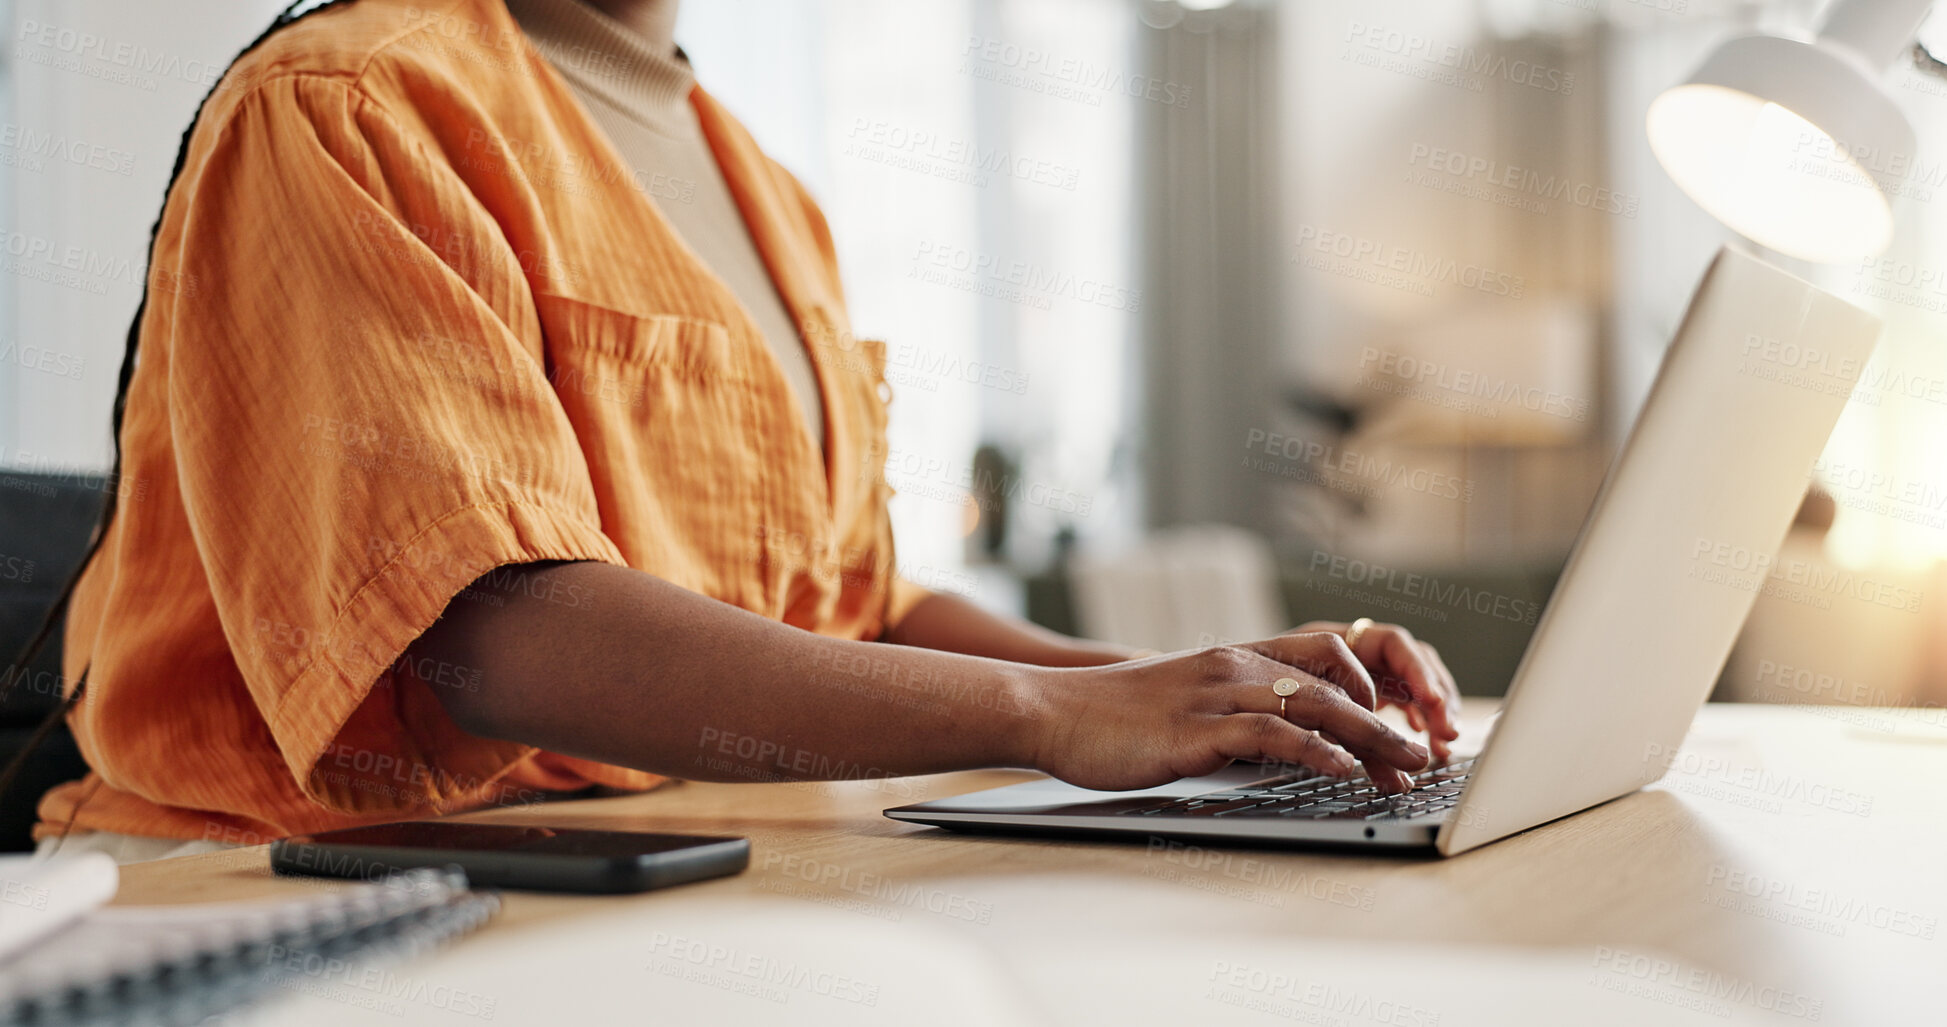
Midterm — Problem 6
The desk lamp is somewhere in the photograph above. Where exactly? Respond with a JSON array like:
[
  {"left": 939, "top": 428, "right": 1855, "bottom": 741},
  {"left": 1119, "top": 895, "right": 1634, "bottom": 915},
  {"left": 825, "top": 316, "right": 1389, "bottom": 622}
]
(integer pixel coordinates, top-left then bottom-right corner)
[{"left": 1647, "top": 0, "right": 1937, "bottom": 262}]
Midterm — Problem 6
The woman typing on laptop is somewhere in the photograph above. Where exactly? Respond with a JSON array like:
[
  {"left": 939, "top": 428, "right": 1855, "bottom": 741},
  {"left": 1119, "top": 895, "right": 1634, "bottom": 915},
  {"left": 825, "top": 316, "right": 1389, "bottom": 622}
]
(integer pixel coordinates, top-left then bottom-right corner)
[{"left": 16, "top": 0, "right": 1456, "bottom": 861}]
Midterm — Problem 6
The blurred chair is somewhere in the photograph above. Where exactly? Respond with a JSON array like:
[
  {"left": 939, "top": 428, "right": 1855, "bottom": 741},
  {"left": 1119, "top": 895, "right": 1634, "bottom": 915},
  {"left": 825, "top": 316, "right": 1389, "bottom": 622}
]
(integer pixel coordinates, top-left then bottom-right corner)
[
  {"left": 1068, "top": 524, "right": 1286, "bottom": 653},
  {"left": 0, "top": 472, "right": 101, "bottom": 851}
]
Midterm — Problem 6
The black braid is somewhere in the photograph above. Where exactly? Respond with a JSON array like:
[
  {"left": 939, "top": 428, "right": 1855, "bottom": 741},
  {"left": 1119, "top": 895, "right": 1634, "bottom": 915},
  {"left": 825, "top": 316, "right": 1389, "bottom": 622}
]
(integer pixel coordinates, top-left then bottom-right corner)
[{"left": 0, "top": 0, "right": 367, "bottom": 813}]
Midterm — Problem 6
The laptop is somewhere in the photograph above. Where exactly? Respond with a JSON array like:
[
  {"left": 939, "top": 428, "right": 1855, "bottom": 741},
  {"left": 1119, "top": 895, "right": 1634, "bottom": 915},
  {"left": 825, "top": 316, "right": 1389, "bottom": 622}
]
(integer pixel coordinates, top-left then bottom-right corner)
[{"left": 886, "top": 246, "right": 1882, "bottom": 856}]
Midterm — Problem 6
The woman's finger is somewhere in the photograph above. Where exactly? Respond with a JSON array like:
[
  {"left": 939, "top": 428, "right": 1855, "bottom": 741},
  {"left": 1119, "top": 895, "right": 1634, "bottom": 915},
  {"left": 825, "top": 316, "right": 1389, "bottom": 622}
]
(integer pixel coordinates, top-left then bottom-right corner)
[
  {"left": 1267, "top": 676, "right": 1430, "bottom": 773},
  {"left": 1420, "top": 640, "right": 1461, "bottom": 714},
  {"left": 1354, "top": 625, "right": 1460, "bottom": 747},
  {"left": 1209, "top": 713, "right": 1358, "bottom": 779},
  {"left": 1362, "top": 758, "right": 1414, "bottom": 795},
  {"left": 1241, "top": 632, "right": 1377, "bottom": 712}
]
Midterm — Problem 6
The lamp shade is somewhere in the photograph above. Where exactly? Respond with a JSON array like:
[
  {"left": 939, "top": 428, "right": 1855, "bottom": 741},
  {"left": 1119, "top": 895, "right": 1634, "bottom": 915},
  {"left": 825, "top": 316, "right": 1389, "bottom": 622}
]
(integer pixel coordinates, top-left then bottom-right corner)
[{"left": 1647, "top": 33, "right": 1915, "bottom": 263}]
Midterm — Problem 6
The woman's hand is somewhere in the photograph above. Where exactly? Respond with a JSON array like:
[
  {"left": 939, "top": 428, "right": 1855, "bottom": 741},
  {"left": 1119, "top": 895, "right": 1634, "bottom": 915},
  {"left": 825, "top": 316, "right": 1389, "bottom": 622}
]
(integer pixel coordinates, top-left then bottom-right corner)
[
  {"left": 1292, "top": 620, "right": 1462, "bottom": 759},
  {"left": 1027, "top": 634, "right": 1432, "bottom": 795}
]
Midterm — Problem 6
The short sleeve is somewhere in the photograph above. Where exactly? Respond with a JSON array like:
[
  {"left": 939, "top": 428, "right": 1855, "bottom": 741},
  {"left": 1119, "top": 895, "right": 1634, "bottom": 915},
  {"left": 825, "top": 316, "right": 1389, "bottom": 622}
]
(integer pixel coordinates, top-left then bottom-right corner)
[{"left": 164, "top": 74, "right": 625, "bottom": 815}]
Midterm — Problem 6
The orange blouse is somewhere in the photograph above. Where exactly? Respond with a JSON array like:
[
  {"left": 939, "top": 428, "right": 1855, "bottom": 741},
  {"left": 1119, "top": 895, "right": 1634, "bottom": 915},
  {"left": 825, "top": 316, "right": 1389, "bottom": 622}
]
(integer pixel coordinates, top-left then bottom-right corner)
[{"left": 37, "top": 0, "right": 928, "bottom": 843}]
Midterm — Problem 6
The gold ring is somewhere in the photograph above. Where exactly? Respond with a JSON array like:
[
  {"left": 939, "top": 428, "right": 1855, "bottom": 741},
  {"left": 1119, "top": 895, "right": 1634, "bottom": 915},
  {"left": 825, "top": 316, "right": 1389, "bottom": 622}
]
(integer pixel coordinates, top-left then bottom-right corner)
[
  {"left": 1344, "top": 616, "right": 1375, "bottom": 653},
  {"left": 1273, "top": 677, "right": 1301, "bottom": 717}
]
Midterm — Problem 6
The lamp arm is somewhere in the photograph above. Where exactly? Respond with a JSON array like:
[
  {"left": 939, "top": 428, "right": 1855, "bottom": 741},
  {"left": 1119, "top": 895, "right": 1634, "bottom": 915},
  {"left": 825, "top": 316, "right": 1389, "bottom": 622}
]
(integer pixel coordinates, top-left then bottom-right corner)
[{"left": 1819, "top": 0, "right": 1936, "bottom": 68}]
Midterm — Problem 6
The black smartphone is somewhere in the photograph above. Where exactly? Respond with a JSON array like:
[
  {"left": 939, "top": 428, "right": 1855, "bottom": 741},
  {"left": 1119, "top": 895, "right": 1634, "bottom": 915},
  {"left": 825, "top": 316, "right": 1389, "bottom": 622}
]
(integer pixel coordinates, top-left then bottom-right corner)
[{"left": 270, "top": 822, "right": 750, "bottom": 894}]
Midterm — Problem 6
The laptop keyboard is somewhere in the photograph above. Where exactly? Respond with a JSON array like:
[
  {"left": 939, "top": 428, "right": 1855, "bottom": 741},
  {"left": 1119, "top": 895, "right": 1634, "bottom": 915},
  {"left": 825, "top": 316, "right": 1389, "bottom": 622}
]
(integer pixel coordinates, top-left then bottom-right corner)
[{"left": 1118, "top": 757, "right": 1475, "bottom": 821}]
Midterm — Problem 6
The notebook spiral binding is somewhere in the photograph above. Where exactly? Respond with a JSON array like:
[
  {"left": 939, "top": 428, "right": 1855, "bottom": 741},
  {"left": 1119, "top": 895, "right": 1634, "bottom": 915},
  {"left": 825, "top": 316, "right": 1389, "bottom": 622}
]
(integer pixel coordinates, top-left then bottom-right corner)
[{"left": 0, "top": 866, "right": 500, "bottom": 1027}]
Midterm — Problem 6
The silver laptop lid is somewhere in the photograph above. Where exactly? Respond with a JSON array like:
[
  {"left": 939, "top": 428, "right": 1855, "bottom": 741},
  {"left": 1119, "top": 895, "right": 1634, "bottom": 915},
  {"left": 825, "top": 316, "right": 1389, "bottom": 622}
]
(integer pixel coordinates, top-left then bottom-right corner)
[{"left": 1439, "top": 246, "right": 1881, "bottom": 855}]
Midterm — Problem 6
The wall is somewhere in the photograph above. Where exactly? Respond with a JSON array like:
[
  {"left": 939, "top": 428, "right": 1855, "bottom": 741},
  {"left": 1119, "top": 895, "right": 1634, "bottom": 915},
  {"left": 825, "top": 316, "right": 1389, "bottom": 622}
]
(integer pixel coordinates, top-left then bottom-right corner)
[{"left": 2, "top": 0, "right": 288, "bottom": 471}]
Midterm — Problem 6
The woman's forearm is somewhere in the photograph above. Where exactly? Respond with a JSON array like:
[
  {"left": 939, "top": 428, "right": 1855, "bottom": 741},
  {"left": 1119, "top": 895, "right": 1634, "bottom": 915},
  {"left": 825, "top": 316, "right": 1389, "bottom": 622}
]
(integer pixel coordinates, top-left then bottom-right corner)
[
  {"left": 883, "top": 590, "right": 1136, "bottom": 667},
  {"left": 407, "top": 560, "right": 1444, "bottom": 796},
  {"left": 409, "top": 561, "right": 1052, "bottom": 784}
]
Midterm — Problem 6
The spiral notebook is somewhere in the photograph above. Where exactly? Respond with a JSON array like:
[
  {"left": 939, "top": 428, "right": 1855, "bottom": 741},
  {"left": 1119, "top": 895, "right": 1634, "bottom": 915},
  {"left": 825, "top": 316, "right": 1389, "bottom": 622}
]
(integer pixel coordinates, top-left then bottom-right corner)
[{"left": 0, "top": 864, "right": 498, "bottom": 1026}]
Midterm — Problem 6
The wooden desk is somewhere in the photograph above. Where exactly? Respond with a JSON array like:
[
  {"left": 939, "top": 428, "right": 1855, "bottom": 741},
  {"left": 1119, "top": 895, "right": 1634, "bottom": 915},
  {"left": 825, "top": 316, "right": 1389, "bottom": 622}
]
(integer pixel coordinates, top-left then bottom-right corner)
[{"left": 115, "top": 701, "right": 1944, "bottom": 1025}]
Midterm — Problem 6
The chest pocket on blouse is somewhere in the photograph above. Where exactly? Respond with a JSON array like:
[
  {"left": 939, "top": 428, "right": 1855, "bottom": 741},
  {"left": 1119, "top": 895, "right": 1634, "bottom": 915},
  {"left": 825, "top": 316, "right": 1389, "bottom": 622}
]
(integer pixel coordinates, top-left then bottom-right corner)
[{"left": 533, "top": 292, "right": 818, "bottom": 612}]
